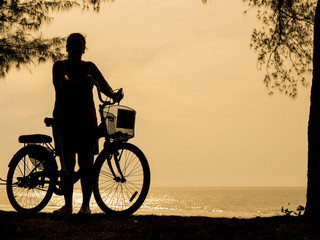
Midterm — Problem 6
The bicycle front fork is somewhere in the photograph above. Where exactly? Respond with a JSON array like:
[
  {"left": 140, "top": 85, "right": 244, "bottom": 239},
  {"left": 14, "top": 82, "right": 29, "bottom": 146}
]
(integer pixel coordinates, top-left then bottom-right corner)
[{"left": 106, "top": 148, "right": 126, "bottom": 183}]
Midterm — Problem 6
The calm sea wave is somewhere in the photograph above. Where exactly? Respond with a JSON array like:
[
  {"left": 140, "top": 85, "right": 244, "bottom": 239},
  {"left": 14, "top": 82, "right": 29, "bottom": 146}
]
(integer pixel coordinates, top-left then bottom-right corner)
[{"left": 0, "top": 186, "right": 306, "bottom": 218}]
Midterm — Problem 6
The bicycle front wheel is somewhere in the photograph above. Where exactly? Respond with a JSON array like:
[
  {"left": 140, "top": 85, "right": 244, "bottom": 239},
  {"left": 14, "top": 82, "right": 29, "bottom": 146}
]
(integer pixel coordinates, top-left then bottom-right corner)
[
  {"left": 6, "top": 145, "right": 57, "bottom": 213},
  {"left": 93, "top": 143, "right": 150, "bottom": 216}
]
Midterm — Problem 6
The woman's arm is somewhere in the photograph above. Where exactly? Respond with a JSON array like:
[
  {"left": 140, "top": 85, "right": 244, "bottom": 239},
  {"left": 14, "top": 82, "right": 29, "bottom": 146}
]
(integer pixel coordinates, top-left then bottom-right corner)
[
  {"left": 52, "top": 60, "right": 72, "bottom": 89},
  {"left": 87, "top": 61, "right": 115, "bottom": 98}
]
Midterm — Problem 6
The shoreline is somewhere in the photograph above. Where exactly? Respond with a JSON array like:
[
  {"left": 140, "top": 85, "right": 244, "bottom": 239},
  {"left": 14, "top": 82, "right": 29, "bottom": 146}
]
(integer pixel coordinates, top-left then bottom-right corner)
[
  {"left": 0, "top": 185, "right": 307, "bottom": 219},
  {"left": 1, "top": 211, "right": 319, "bottom": 239}
]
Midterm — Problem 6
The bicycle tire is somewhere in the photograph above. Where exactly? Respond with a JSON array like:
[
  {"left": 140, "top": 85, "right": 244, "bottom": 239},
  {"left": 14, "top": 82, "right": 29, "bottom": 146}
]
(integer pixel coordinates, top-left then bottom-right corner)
[
  {"left": 6, "top": 145, "right": 57, "bottom": 213},
  {"left": 93, "top": 143, "right": 150, "bottom": 216}
]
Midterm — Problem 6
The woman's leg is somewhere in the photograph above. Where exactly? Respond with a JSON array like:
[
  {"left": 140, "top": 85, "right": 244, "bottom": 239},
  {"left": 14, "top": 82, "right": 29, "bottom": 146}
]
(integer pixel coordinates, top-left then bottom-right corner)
[
  {"left": 54, "top": 149, "right": 76, "bottom": 214},
  {"left": 63, "top": 150, "right": 76, "bottom": 208},
  {"left": 78, "top": 147, "right": 94, "bottom": 213}
]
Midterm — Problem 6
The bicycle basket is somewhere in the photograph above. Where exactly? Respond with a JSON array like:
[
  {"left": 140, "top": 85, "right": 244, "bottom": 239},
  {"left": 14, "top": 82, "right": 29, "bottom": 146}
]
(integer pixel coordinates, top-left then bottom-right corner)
[{"left": 103, "top": 105, "right": 136, "bottom": 140}]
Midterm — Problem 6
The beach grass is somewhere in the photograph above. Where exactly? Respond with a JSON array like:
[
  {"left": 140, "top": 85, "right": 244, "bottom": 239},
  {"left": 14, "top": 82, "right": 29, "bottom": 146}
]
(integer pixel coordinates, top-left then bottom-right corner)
[{"left": 1, "top": 210, "right": 319, "bottom": 239}]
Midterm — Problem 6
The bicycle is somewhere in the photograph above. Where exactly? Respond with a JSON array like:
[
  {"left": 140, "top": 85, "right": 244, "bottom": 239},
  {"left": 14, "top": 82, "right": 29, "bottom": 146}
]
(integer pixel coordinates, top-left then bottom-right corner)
[{"left": 5, "top": 78, "right": 151, "bottom": 215}]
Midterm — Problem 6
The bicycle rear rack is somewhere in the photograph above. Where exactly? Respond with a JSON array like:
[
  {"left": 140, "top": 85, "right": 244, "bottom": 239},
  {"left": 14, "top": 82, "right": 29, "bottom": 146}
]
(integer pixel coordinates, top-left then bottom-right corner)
[{"left": 0, "top": 177, "right": 6, "bottom": 185}]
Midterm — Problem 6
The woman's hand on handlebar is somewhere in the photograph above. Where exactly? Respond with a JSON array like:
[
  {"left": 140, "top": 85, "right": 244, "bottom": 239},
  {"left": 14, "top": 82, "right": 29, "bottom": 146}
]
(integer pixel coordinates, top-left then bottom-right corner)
[
  {"left": 86, "top": 74, "right": 124, "bottom": 104},
  {"left": 112, "top": 89, "right": 124, "bottom": 103}
]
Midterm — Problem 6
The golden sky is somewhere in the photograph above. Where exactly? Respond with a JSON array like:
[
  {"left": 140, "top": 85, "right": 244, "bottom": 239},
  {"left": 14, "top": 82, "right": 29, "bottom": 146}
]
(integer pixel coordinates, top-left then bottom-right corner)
[{"left": 0, "top": 0, "right": 311, "bottom": 187}]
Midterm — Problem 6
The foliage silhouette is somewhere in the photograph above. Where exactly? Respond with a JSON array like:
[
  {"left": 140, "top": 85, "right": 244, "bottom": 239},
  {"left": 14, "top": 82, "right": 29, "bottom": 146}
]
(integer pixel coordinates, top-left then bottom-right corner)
[
  {"left": 0, "top": 0, "right": 112, "bottom": 78},
  {"left": 243, "top": 0, "right": 316, "bottom": 98}
]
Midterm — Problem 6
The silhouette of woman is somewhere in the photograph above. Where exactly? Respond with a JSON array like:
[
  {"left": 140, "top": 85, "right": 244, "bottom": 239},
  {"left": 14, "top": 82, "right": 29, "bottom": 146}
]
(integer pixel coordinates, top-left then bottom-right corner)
[{"left": 52, "top": 33, "right": 120, "bottom": 214}]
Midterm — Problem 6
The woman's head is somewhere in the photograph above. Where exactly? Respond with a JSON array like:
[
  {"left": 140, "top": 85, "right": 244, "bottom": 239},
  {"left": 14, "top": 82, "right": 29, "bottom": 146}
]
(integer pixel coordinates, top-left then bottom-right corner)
[{"left": 66, "top": 33, "right": 86, "bottom": 57}]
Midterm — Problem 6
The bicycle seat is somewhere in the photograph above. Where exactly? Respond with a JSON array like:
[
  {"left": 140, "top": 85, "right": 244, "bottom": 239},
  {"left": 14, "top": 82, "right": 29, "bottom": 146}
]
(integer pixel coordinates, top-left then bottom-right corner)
[{"left": 19, "top": 134, "right": 52, "bottom": 144}]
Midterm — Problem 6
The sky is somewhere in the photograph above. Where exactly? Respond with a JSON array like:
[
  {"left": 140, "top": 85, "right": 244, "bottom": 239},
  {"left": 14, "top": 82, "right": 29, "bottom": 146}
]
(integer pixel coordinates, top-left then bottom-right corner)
[{"left": 0, "top": 0, "right": 311, "bottom": 187}]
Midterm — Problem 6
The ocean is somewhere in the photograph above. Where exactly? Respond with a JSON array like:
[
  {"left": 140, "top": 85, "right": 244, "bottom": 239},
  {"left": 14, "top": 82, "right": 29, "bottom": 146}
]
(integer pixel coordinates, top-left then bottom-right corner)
[{"left": 0, "top": 186, "right": 306, "bottom": 218}]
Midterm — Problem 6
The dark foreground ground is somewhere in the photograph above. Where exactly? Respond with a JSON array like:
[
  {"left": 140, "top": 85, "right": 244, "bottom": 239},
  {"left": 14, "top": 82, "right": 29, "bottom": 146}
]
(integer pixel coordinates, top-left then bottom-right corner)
[{"left": 1, "top": 211, "right": 320, "bottom": 240}]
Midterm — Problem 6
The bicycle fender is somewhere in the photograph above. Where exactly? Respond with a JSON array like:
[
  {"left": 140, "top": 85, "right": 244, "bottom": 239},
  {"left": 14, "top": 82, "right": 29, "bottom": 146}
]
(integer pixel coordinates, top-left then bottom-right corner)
[{"left": 8, "top": 145, "right": 56, "bottom": 169}]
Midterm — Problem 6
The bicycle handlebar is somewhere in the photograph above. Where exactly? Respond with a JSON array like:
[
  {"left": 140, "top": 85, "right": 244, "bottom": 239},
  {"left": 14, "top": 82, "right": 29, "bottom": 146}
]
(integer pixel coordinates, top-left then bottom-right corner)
[{"left": 86, "top": 74, "right": 124, "bottom": 106}]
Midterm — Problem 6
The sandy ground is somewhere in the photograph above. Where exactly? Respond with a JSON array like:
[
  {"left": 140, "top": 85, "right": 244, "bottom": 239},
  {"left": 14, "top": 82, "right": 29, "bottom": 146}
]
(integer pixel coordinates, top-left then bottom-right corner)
[{"left": 1, "top": 210, "right": 320, "bottom": 239}]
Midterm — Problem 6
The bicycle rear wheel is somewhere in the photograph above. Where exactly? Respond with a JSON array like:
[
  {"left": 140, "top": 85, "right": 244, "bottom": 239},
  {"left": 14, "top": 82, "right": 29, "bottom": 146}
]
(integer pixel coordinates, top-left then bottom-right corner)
[
  {"left": 93, "top": 143, "right": 150, "bottom": 216},
  {"left": 6, "top": 145, "right": 57, "bottom": 213}
]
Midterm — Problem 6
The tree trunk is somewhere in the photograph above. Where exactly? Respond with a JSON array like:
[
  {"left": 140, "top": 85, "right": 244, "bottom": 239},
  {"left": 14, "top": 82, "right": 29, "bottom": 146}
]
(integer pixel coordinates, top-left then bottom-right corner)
[{"left": 305, "top": 0, "right": 320, "bottom": 217}]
